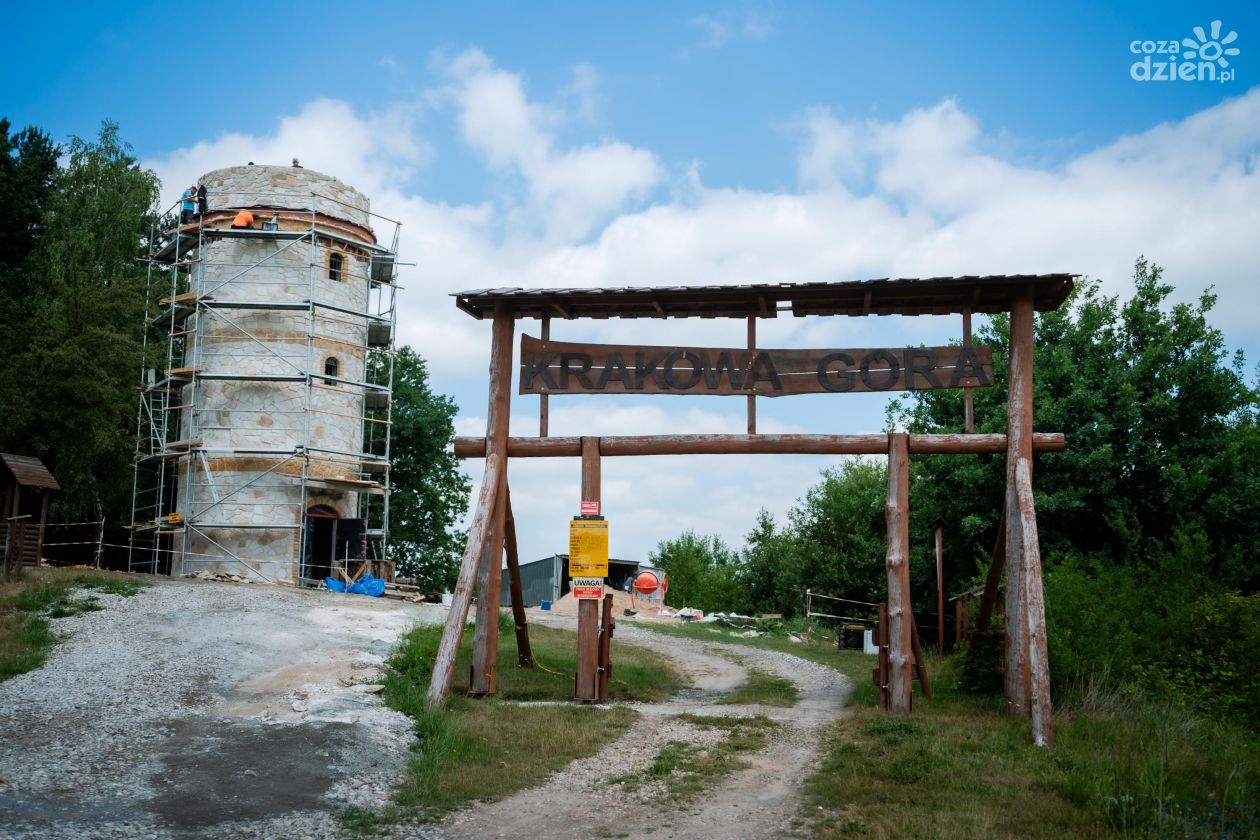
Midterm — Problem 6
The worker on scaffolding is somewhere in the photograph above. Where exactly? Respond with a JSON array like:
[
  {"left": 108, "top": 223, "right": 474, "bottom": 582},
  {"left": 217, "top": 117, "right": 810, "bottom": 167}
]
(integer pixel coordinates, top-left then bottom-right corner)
[
  {"left": 196, "top": 184, "right": 207, "bottom": 217},
  {"left": 180, "top": 186, "right": 197, "bottom": 224},
  {"left": 230, "top": 209, "right": 255, "bottom": 230}
]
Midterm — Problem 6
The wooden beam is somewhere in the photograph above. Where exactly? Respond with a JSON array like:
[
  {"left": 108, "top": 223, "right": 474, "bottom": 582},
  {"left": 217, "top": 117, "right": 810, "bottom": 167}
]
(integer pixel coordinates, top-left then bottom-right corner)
[
  {"left": 1004, "top": 287, "right": 1035, "bottom": 717},
  {"left": 503, "top": 485, "right": 533, "bottom": 668},
  {"left": 1016, "top": 457, "right": 1053, "bottom": 747},
  {"left": 428, "top": 306, "right": 514, "bottom": 705},
  {"left": 453, "top": 432, "right": 1066, "bottom": 459},
  {"left": 575, "top": 437, "right": 601, "bottom": 702},
  {"left": 885, "top": 432, "right": 913, "bottom": 714}
]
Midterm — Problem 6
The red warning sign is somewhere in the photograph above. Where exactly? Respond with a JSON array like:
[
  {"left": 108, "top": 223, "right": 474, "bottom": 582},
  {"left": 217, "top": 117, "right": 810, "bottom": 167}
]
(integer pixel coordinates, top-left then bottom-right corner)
[
  {"left": 571, "top": 577, "right": 604, "bottom": 599},
  {"left": 580, "top": 500, "right": 601, "bottom": 516}
]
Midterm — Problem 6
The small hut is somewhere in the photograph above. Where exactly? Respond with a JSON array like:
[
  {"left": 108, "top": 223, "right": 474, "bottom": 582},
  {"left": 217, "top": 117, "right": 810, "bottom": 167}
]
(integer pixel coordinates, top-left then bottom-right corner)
[{"left": 1, "top": 453, "right": 60, "bottom": 578}]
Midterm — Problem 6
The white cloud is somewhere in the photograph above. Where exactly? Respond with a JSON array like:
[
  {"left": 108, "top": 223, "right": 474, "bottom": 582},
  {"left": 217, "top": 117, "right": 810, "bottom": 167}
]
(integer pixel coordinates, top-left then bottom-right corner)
[
  {"left": 441, "top": 49, "right": 663, "bottom": 242},
  {"left": 143, "top": 58, "right": 1260, "bottom": 567},
  {"left": 688, "top": 7, "right": 776, "bottom": 50}
]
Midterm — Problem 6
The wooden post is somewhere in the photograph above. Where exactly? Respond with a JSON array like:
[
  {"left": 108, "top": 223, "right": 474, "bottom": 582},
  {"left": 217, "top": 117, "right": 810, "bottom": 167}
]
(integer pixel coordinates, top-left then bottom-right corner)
[
  {"left": 539, "top": 317, "right": 550, "bottom": 437},
  {"left": 470, "top": 499, "right": 508, "bottom": 694},
  {"left": 428, "top": 305, "right": 514, "bottom": 705},
  {"left": 2, "top": 520, "right": 12, "bottom": 583},
  {"left": 503, "top": 485, "right": 533, "bottom": 668},
  {"left": 963, "top": 309, "right": 974, "bottom": 434},
  {"left": 975, "top": 511, "right": 1006, "bottom": 634},
  {"left": 575, "top": 436, "right": 601, "bottom": 702},
  {"left": 803, "top": 589, "right": 812, "bottom": 638},
  {"left": 746, "top": 316, "right": 757, "bottom": 435},
  {"left": 910, "top": 616, "right": 933, "bottom": 700},
  {"left": 1016, "top": 457, "right": 1053, "bottom": 747},
  {"left": 597, "top": 592, "right": 614, "bottom": 700},
  {"left": 875, "top": 602, "right": 889, "bottom": 710},
  {"left": 935, "top": 522, "right": 944, "bottom": 659},
  {"left": 94, "top": 517, "right": 106, "bottom": 569},
  {"left": 470, "top": 306, "right": 517, "bottom": 696},
  {"left": 1004, "top": 287, "right": 1035, "bottom": 716},
  {"left": 885, "top": 432, "right": 913, "bottom": 714},
  {"left": 37, "top": 493, "right": 50, "bottom": 565}
]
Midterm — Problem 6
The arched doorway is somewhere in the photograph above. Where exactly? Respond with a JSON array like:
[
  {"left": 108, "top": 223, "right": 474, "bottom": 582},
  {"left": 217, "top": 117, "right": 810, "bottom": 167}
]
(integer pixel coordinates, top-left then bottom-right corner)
[{"left": 302, "top": 504, "right": 338, "bottom": 581}]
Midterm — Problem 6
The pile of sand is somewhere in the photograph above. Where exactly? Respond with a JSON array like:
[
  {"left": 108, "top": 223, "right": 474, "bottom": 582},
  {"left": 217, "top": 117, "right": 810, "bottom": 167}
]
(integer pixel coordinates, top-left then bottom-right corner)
[{"left": 545, "top": 585, "right": 673, "bottom": 620}]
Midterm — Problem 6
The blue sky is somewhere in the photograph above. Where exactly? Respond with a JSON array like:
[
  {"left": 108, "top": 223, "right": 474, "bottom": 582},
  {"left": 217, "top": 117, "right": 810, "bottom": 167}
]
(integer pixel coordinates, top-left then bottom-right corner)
[
  {"left": 5, "top": 2, "right": 1259, "bottom": 563},
  {"left": 9, "top": 2, "right": 1256, "bottom": 198}
]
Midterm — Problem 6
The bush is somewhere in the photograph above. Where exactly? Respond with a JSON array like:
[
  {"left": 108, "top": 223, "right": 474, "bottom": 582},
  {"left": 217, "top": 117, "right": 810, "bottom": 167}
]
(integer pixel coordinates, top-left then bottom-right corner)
[{"left": 1139, "top": 592, "right": 1260, "bottom": 728}]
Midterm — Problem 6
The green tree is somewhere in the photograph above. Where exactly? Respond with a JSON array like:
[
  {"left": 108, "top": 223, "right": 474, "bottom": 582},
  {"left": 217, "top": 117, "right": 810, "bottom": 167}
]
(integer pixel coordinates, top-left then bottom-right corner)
[
  {"left": 784, "top": 459, "right": 889, "bottom": 608},
  {"left": 0, "top": 121, "right": 158, "bottom": 521},
  {"left": 0, "top": 119, "right": 59, "bottom": 272},
  {"left": 386, "top": 345, "right": 471, "bottom": 589},
  {"left": 738, "top": 508, "right": 801, "bottom": 616},
  {"left": 649, "top": 530, "right": 743, "bottom": 613},
  {"left": 895, "top": 260, "right": 1259, "bottom": 599}
]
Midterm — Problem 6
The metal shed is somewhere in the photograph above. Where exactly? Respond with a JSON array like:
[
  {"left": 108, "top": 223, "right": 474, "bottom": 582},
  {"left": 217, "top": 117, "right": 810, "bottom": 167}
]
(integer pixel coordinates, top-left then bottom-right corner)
[{"left": 500, "top": 554, "right": 643, "bottom": 607}]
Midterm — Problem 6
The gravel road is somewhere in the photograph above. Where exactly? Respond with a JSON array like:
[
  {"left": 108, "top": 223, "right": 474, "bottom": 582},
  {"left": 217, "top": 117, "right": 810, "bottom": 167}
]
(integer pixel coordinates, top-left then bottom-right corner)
[
  {"left": 0, "top": 576, "right": 445, "bottom": 840},
  {"left": 1, "top": 580, "right": 852, "bottom": 840}
]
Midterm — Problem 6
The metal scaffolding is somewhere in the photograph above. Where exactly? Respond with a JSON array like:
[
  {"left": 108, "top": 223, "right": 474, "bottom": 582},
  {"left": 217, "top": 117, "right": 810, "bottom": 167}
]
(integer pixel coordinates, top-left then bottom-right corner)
[{"left": 127, "top": 185, "right": 400, "bottom": 584}]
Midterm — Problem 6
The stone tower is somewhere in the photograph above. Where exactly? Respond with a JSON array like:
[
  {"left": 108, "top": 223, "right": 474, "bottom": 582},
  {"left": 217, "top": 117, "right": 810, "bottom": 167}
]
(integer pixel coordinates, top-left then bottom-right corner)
[{"left": 131, "top": 164, "right": 397, "bottom": 584}]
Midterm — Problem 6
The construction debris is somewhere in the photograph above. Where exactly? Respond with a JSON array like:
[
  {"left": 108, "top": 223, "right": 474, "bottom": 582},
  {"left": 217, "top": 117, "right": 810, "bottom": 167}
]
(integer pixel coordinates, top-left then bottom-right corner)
[{"left": 185, "top": 570, "right": 254, "bottom": 584}]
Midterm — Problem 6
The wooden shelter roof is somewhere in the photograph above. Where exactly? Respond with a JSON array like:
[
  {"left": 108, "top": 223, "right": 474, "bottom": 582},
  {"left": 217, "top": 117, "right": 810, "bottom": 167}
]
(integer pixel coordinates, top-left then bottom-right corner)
[
  {"left": 0, "top": 454, "right": 60, "bottom": 491},
  {"left": 452, "top": 274, "right": 1076, "bottom": 320}
]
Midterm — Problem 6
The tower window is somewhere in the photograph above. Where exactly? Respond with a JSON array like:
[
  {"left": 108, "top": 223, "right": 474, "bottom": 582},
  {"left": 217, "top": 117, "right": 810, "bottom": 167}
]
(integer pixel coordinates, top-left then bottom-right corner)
[
  {"left": 328, "top": 251, "right": 344, "bottom": 282},
  {"left": 324, "top": 357, "right": 340, "bottom": 383}
]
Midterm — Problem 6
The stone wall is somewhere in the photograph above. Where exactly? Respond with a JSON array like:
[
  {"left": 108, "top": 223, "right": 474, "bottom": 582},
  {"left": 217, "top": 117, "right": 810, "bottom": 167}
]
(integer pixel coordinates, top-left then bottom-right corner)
[{"left": 198, "top": 165, "right": 373, "bottom": 230}]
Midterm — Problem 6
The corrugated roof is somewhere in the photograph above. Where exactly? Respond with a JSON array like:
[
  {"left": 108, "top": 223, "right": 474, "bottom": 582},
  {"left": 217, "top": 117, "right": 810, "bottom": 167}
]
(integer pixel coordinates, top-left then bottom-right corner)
[
  {"left": 0, "top": 454, "right": 60, "bottom": 491},
  {"left": 451, "top": 275, "right": 1076, "bottom": 320}
]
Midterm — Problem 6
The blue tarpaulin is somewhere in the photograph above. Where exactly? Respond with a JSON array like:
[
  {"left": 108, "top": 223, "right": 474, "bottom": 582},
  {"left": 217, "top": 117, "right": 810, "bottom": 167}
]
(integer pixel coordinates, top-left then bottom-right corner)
[{"left": 325, "top": 573, "right": 385, "bottom": 597}]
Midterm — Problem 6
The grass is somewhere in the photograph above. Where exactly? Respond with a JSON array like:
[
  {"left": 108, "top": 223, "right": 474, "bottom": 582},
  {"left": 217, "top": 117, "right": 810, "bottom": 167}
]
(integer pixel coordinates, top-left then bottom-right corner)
[
  {"left": 342, "top": 611, "right": 683, "bottom": 833},
  {"left": 717, "top": 662, "right": 799, "bottom": 707},
  {"left": 0, "top": 567, "right": 147, "bottom": 681},
  {"left": 801, "top": 656, "right": 1260, "bottom": 839},
  {"left": 639, "top": 620, "right": 1260, "bottom": 839},
  {"left": 618, "top": 713, "right": 778, "bottom": 802}
]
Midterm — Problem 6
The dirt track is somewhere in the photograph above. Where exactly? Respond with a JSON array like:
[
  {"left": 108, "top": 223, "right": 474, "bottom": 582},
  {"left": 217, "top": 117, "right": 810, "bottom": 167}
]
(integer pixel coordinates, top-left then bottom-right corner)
[{"left": 438, "top": 615, "right": 851, "bottom": 840}]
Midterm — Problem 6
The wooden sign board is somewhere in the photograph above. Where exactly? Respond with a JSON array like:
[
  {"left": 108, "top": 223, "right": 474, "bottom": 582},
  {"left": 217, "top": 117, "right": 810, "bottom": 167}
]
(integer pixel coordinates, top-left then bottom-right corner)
[
  {"left": 520, "top": 335, "right": 992, "bottom": 397},
  {"left": 569, "top": 518, "right": 609, "bottom": 577}
]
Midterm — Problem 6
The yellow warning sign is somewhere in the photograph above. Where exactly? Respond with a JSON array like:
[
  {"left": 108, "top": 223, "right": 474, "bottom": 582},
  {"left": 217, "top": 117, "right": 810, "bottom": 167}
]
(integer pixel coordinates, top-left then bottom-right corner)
[{"left": 569, "top": 518, "right": 609, "bottom": 578}]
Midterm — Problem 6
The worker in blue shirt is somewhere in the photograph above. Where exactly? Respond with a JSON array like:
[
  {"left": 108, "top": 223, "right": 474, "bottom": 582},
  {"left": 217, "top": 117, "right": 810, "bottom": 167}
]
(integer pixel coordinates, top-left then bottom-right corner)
[{"left": 180, "top": 186, "right": 196, "bottom": 224}]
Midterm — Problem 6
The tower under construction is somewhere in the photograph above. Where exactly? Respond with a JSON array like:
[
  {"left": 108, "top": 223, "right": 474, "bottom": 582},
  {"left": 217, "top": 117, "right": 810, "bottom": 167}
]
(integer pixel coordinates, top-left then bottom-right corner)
[{"left": 129, "top": 164, "right": 398, "bottom": 584}]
